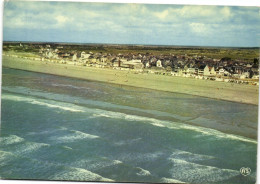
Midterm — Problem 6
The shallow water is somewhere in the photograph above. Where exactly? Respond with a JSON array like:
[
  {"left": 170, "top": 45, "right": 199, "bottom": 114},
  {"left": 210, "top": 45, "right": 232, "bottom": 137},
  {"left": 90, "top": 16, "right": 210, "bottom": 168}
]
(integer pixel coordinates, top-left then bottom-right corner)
[{"left": 0, "top": 68, "right": 258, "bottom": 183}]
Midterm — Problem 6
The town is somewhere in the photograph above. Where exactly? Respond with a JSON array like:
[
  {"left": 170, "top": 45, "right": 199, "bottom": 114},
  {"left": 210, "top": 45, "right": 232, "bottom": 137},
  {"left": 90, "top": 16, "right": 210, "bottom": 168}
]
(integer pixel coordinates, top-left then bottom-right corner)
[{"left": 3, "top": 42, "right": 259, "bottom": 85}]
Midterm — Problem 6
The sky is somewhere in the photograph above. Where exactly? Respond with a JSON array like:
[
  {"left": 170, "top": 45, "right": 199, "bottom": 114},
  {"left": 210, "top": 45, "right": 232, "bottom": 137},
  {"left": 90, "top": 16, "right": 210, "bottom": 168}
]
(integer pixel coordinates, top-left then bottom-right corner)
[{"left": 3, "top": 0, "right": 260, "bottom": 47}]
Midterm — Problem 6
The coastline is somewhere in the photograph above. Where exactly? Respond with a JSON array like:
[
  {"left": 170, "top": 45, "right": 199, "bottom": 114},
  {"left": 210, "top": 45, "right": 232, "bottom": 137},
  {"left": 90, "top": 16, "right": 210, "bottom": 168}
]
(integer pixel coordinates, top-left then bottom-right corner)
[{"left": 2, "top": 55, "right": 259, "bottom": 105}]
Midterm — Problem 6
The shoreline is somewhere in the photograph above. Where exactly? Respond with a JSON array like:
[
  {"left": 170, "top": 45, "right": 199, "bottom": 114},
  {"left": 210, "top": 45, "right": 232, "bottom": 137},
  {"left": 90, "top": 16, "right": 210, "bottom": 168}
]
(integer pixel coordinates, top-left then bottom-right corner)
[{"left": 2, "top": 55, "right": 259, "bottom": 105}]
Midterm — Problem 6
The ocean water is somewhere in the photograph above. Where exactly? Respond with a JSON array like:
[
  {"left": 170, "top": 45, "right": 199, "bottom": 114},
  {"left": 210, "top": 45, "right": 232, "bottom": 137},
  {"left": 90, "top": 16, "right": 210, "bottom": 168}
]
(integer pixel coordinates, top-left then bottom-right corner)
[{"left": 0, "top": 67, "right": 258, "bottom": 183}]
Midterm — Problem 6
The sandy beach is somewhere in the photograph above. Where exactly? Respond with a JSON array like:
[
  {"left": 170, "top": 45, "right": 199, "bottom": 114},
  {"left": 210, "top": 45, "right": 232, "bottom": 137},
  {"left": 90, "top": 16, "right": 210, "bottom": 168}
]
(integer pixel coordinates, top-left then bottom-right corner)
[{"left": 2, "top": 55, "right": 259, "bottom": 105}]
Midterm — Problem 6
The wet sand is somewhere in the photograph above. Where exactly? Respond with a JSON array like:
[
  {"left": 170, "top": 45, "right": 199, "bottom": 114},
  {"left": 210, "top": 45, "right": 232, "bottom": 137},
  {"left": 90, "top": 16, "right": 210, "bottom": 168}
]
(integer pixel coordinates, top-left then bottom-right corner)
[{"left": 2, "top": 55, "right": 259, "bottom": 105}]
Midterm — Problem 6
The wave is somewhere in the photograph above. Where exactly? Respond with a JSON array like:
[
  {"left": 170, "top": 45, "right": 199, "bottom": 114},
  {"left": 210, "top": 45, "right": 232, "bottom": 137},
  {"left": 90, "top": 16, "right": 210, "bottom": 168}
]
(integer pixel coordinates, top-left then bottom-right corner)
[
  {"left": 118, "top": 151, "right": 165, "bottom": 163},
  {"left": 169, "top": 149, "right": 215, "bottom": 162},
  {"left": 2, "top": 86, "right": 189, "bottom": 120},
  {"left": 136, "top": 167, "right": 151, "bottom": 176},
  {"left": 2, "top": 89, "right": 257, "bottom": 144},
  {"left": 0, "top": 150, "right": 16, "bottom": 164},
  {"left": 93, "top": 110, "right": 257, "bottom": 144},
  {"left": 2, "top": 93, "right": 85, "bottom": 112},
  {"left": 114, "top": 138, "right": 142, "bottom": 146},
  {"left": 11, "top": 142, "right": 50, "bottom": 155},
  {"left": 176, "top": 123, "right": 257, "bottom": 144},
  {"left": 0, "top": 135, "right": 25, "bottom": 146},
  {"left": 51, "top": 83, "right": 90, "bottom": 90},
  {"left": 160, "top": 177, "right": 186, "bottom": 183},
  {"left": 49, "top": 129, "right": 99, "bottom": 143},
  {"left": 50, "top": 167, "right": 113, "bottom": 182},
  {"left": 168, "top": 158, "right": 240, "bottom": 183},
  {"left": 77, "top": 158, "right": 123, "bottom": 171},
  {"left": 0, "top": 149, "right": 113, "bottom": 182}
]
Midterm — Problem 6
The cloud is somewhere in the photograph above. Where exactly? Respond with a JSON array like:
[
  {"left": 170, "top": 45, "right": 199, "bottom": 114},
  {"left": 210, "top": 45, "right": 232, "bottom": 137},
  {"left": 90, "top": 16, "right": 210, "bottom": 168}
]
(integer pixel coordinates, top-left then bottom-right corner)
[
  {"left": 189, "top": 23, "right": 208, "bottom": 34},
  {"left": 3, "top": 1, "right": 260, "bottom": 46},
  {"left": 55, "top": 15, "right": 69, "bottom": 24},
  {"left": 154, "top": 9, "right": 169, "bottom": 19}
]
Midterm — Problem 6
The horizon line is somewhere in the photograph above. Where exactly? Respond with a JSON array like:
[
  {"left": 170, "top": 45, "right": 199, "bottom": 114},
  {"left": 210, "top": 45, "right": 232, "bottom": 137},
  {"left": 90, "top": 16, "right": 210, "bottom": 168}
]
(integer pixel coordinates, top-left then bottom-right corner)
[{"left": 3, "top": 40, "right": 260, "bottom": 49}]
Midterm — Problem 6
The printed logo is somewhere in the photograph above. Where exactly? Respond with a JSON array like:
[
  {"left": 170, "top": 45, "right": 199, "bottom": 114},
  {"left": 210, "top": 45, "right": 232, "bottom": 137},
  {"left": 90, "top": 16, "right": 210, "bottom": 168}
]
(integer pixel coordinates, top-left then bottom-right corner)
[{"left": 240, "top": 167, "right": 251, "bottom": 176}]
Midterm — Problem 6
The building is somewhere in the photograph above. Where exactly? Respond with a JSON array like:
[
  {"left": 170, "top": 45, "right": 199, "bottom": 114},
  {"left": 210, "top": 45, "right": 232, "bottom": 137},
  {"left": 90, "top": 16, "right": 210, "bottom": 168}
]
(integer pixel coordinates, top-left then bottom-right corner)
[
  {"left": 72, "top": 53, "right": 77, "bottom": 61},
  {"left": 203, "top": 65, "right": 211, "bottom": 76},
  {"left": 156, "top": 60, "right": 162, "bottom": 67}
]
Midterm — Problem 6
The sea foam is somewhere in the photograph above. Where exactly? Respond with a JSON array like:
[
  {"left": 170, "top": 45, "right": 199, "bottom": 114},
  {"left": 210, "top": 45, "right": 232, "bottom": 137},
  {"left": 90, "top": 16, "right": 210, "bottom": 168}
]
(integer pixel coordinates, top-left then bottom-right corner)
[
  {"left": 2, "top": 93, "right": 85, "bottom": 112},
  {"left": 168, "top": 158, "right": 239, "bottom": 183},
  {"left": 50, "top": 167, "right": 113, "bottom": 181},
  {"left": 2, "top": 91, "right": 257, "bottom": 144},
  {"left": 0, "top": 135, "right": 25, "bottom": 146},
  {"left": 49, "top": 130, "right": 99, "bottom": 143}
]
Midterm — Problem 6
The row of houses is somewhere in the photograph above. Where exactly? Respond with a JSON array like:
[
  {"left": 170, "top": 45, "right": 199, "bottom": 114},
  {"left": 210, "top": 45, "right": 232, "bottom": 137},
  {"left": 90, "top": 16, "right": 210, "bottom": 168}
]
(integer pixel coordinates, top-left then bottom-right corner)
[{"left": 39, "top": 45, "right": 259, "bottom": 80}]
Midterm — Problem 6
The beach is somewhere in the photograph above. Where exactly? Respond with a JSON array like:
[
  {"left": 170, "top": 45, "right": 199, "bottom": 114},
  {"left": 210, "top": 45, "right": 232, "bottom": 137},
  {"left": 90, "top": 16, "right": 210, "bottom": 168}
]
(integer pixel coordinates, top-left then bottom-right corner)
[{"left": 2, "top": 55, "right": 259, "bottom": 105}]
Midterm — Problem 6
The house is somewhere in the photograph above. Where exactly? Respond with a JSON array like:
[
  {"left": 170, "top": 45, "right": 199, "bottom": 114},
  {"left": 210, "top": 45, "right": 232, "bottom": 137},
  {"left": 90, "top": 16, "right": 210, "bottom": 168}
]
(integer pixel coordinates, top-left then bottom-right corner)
[
  {"left": 156, "top": 60, "right": 162, "bottom": 67},
  {"left": 203, "top": 65, "right": 211, "bottom": 76},
  {"left": 252, "top": 75, "right": 259, "bottom": 79},
  {"left": 72, "top": 53, "right": 77, "bottom": 61},
  {"left": 198, "top": 65, "right": 205, "bottom": 75},
  {"left": 46, "top": 51, "right": 54, "bottom": 58},
  {"left": 121, "top": 59, "right": 144, "bottom": 70},
  {"left": 240, "top": 72, "right": 250, "bottom": 79},
  {"left": 145, "top": 62, "right": 150, "bottom": 68},
  {"left": 187, "top": 68, "right": 196, "bottom": 74},
  {"left": 81, "top": 51, "right": 90, "bottom": 59},
  {"left": 218, "top": 68, "right": 225, "bottom": 76},
  {"left": 210, "top": 66, "right": 216, "bottom": 75}
]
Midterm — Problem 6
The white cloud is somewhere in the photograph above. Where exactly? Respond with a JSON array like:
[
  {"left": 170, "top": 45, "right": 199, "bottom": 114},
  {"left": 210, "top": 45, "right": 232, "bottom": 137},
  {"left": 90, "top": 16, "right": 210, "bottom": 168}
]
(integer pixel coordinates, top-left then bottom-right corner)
[
  {"left": 189, "top": 23, "right": 209, "bottom": 34},
  {"left": 154, "top": 9, "right": 169, "bottom": 19},
  {"left": 55, "top": 15, "right": 69, "bottom": 23}
]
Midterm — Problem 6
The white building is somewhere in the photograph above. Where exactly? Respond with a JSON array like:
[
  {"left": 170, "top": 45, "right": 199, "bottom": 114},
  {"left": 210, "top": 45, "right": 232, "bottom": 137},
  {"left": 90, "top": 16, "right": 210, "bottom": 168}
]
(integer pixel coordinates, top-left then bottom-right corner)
[
  {"left": 81, "top": 51, "right": 91, "bottom": 59},
  {"left": 72, "top": 53, "right": 77, "bottom": 61},
  {"left": 210, "top": 67, "right": 216, "bottom": 75},
  {"left": 156, "top": 60, "right": 162, "bottom": 67},
  {"left": 203, "top": 65, "right": 211, "bottom": 76},
  {"left": 145, "top": 62, "right": 150, "bottom": 68}
]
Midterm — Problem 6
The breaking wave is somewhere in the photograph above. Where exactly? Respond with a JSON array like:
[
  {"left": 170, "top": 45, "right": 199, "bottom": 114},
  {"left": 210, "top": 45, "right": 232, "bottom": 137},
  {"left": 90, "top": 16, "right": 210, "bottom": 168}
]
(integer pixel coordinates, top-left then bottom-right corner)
[
  {"left": 2, "top": 93, "right": 85, "bottom": 112},
  {"left": 160, "top": 177, "right": 186, "bottom": 183},
  {"left": 49, "top": 130, "right": 99, "bottom": 143},
  {"left": 50, "top": 167, "right": 113, "bottom": 181},
  {"left": 0, "top": 135, "right": 25, "bottom": 145},
  {"left": 168, "top": 158, "right": 240, "bottom": 183},
  {"left": 92, "top": 110, "right": 257, "bottom": 144},
  {"left": 2, "top": 92, "right": 257, "bottom": 144}
]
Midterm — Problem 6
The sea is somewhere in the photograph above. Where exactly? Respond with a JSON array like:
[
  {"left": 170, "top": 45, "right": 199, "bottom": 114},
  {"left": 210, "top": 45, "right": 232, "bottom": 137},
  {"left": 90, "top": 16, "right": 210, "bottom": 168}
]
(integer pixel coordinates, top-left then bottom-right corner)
[{"left": 0, "top": 67, "right": 258, "bottom": 184}]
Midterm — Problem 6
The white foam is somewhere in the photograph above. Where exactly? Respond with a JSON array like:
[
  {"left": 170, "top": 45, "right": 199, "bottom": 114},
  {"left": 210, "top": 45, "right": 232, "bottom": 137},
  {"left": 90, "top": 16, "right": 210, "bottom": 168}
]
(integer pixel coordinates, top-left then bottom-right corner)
[
  {"left": 92, "top": 112, "right": 179, "bottom": 130},
  {"left": 85, "top": 159, "right": 123, "bottom": 170},
  {"left": 169, "top": 149, "right": 215, "bottom": 162},
  {"left": 161, "top": 177, "right": 186, "bottom": 183},
  {"left": 119, "top": 151, "right": 164, "bottom": 162},
  {"left": 114, "top": 138, "right": 142, "bottom": 146},
  {"left": 0, "top": 151, "right": 15, "bottom": 163},
  {"left": 50, "top": 130, "right": 99, "bottom": 143},
  {"left": 2, "top": 92, "right": 256, "bottom": 144},
  {"left": 176, "top": 123, "right": 257, "bottom": 144},
  {"left": 13, "top": 142, "right": 49, "bottom": 155},
  {"left": 136, "top": 167, "right": 151, "bottom": 176},
  {"left": 2, "top": 94, "right": 85, "bottom": 112},
  {"left": 50, "top": 167, "right": 113, "bottom": 181},
  {"left": 0, "top": 135, "right": 25, "bottom": 145},
  {"left": 93, "top": 110, "right": 256, "bottom": 144},
  {"left": 63, "top": 146, "right": 73, "bottom": 150},
  {"left": 51, "top": 83, "right": 89, "bottom": 90},
  {"left": 168, "top": 158, "right": 240, "bottom": 183}
]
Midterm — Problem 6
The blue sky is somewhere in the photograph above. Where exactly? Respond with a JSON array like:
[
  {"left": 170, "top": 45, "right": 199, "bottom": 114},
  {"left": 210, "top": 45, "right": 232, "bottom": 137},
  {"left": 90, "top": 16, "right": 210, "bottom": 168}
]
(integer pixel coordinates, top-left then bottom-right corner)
[{"left": 3, "top": 1, "right": 260, "bottom": 47}]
